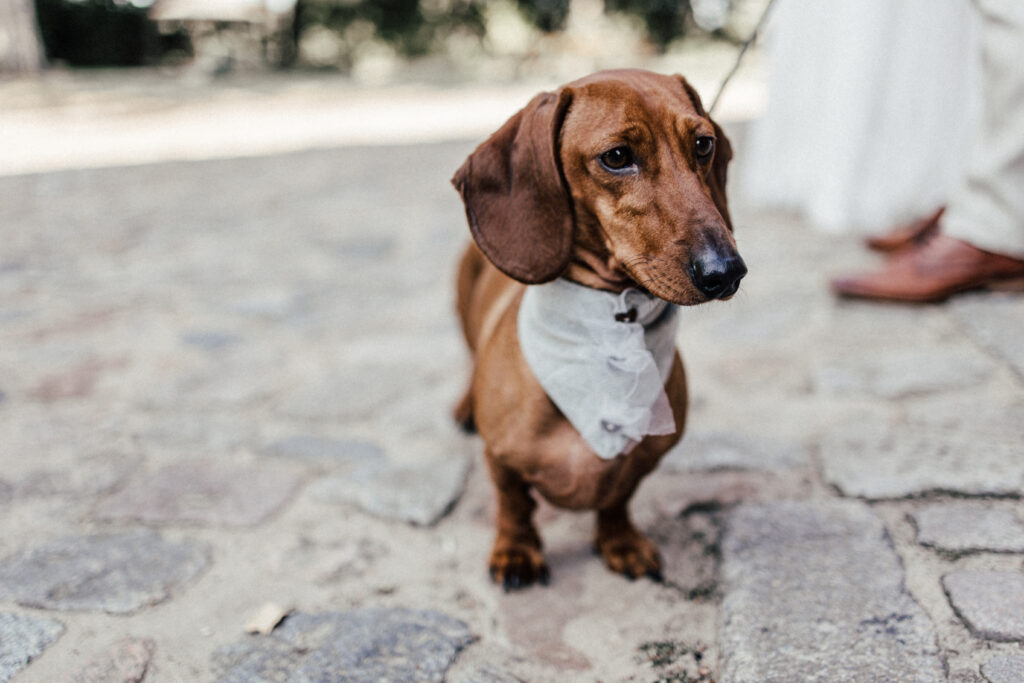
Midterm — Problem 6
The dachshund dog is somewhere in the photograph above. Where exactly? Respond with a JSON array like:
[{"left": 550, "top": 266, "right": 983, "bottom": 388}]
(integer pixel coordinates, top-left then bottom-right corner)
[{"left": 452, "top": 69, "right": 745, "bottom": 590}]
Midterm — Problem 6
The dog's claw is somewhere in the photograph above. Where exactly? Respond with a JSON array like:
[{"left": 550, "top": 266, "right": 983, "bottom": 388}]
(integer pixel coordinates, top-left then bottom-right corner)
[
  {"left": 490, "top": 547, "right": 549, "bottom": 591},
  {"left": 595, "top": 528, "right": 663, "bottom": 582},
  {"left": 497, "top": 562, "right": 552, "bottom": 591}
]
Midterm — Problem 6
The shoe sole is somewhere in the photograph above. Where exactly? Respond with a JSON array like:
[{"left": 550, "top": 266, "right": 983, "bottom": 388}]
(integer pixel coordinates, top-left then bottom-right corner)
[
  {"left": 832, "top": 274, "right": 1024, "bottom": 303},
  {"left": 989, "top": 276, "right": 1024, "bottom": 292}
]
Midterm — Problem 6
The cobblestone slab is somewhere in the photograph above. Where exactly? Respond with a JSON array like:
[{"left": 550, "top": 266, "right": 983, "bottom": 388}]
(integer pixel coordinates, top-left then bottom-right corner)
[
  {"left": 814, "top": 347, "right": 994, "bottom": 399},
  {"left": 949, "top": 294, "right": 1024, "bottom": 380},
  {"left": 912, "top": 504, "right": 1024, "bottom": 553},
  {"left": 0, "top": 531, "right": 207, "bottom": 613},
  {"left": 212, "top": 608, "right": 473, "bottom": 682},
  {"left": 180, "top": 330, "right": 243, "bottom": 351},
  {"left": 982, "top": 655, "right": 1024, "bottom": 683},
  {"left": 943, "top": 571, "right": 1024, "bottom": 642},
  {"left": 261, "top": 434, "right": 384, "bottom": 468},
  {"left": 142, "top": 353, "right": 284, "bottom": 411},
  {"left": 719, "top": 501, "right": 943, "bottom": 682},
  {"left": 497, "top": 587, "right": 591, "bottom": 671},
  {"left": 16, "top": 451, "right": 140, "bottom": 500},
  {"left": 650, "top": 470, "right": 780, "bottom": 519},
  {"left": 308, "top": 436, "right": 472, "bottom": 526},
  {"left": 131, "top": 413, "right": 253, "bottom": 452},
  {"left": 444, "top": 637, "right": 542, "bottom": 683},
  {"left": 94, "top": 458, "right": 305, "bottom": 527},
  {"left": 650, "top": 512, "right": 721, "bottom": 600},
  {"left": 706, "top": 291, "right": 816, "bottom": 344},
  {"left": 0, "top": 613, "right": 64, "bottom": 682},
  {"left": 821, "top": 424, "right": 1024, "bottom": 498},
  {"left": 275, "top": 364, "right": 422, "bottom": 422},
  {"left": 904, "top": 394, "right": 1024, "bottom": 439},
  {"left": 66, "top": 637, "right": 155, "bottom": 683},
  {"left": 661, "top": 429, "right": 809, "bottom": 472}
]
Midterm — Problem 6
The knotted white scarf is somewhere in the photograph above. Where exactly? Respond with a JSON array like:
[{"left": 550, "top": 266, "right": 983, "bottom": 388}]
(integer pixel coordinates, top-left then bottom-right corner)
[{"left": 517, "top": 278, "right": 679, "bottom": 459}]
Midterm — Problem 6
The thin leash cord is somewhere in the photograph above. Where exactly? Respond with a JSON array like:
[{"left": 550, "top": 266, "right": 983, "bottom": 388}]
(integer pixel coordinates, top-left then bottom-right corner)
[{"left": 708, "top": 0, "right": 778, "bottom": 116}]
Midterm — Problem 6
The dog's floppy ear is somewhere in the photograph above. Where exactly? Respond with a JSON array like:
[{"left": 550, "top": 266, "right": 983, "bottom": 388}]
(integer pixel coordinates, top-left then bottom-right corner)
[
  {"left": 452, "top": 89, "right": 575, "bottom": 284},
  {"left": 707, "top": 117, "right": 734, "bottom": 231},
  {"left": 676, "top": 76, "right": 733, "bottom": 231}
]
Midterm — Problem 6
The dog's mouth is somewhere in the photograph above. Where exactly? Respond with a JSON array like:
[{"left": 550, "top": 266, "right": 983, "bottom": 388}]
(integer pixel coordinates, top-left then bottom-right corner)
[
  {"left": 623, "top": 253, "right": 746, "bottom": 306},
  {"left": 622, "top": 257, "right": 708, "bottom": 306},
  {"left": 574, "top": 243, "right": 746, "bottom": 306}
]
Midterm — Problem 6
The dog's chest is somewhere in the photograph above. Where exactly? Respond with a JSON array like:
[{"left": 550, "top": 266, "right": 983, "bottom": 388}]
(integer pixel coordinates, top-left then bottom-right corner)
[{"left": 517, "top": 279, "right": 679, "bottom": 460}]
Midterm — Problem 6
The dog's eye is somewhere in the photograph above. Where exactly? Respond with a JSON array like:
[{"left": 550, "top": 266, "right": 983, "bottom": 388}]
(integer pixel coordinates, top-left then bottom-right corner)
[
  {"left": 695, "top": 136, "right": 715, "bottom": 162},
  {"left": 599, "top": 146, "right": 635, "bottom": 172}
]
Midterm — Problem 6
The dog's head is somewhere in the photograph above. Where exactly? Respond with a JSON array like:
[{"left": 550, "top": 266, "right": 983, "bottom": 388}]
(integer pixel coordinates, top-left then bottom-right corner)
[{"left": 452, "top": 69, "right": 745, "bottom": 305}]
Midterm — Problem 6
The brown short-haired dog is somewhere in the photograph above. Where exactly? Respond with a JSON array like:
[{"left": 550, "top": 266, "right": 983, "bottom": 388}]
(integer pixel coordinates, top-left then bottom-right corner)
[{"left": 452, "top": 69, "right": 745, "bottom": 590}]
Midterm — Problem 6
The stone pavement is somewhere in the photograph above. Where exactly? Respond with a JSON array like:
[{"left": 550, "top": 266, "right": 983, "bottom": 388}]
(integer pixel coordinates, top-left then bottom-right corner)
[{"left": 1, "top": 99, "right": 1023, "bottom": 682}]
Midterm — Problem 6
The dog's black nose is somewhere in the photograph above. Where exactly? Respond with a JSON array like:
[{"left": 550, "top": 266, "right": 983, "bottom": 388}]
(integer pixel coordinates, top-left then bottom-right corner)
[{"left": 690, "top": 251, "right": 747, "bottom": 299}]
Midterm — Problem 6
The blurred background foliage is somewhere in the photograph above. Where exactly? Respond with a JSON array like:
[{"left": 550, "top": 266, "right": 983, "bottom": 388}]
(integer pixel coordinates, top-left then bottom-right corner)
[
  {"left": 14, "top": 0, "right": 759, "bottom": 73},
  {"left": 34, "top": 0, "right": 158, "bottom": 66}
]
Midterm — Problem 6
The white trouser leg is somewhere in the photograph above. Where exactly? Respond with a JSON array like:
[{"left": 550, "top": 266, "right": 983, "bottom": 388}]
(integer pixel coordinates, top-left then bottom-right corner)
[{"left": 943, "top": 0, "right": 1024, "bottom": 259}]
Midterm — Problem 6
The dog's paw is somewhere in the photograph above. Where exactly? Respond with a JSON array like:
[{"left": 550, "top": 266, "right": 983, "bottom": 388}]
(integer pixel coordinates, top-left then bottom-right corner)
[
  {"left": 488, "top": 545, "right": 550, "bottom": 591},
  {"left": 595, "top": 531, "right": 663, "bottom": 582}
]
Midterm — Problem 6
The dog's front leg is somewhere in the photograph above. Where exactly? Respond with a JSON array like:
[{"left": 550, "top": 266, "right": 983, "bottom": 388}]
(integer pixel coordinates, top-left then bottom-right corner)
[
  {"left": 486, "top": 455, "right": 549, "bottom": 591},
  {"left": 594, "top": 504, "right": 664, "bottom": 582}
]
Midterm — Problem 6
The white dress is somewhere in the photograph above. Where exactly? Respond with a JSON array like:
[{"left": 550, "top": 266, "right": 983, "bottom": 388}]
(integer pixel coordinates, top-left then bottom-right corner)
[{"left": 740, "top": 0, "right": 980, "bottom": 234}]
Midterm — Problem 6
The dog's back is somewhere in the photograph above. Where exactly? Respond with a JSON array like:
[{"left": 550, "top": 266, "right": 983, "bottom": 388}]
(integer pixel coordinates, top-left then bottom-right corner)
[
  {"left": 454, "top": 242, "right": 486, "bottom": 353},
  {"left": 452, "top": 243, "right": 525, "bottom": 431}
]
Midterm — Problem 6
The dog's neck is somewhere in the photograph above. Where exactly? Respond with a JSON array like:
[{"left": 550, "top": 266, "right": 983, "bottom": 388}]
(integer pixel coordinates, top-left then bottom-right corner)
[{"left": 566, "top": 243, "right": 637, "bottom": 293}]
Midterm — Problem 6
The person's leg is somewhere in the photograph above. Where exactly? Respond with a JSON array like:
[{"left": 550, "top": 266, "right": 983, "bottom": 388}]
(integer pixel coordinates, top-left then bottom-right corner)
[
  {"left": 831, "top": 0, "right": 1024, "bottom": 302},
  {"left": 943, "top": 0, "right": 1024, "bottom": 259}
]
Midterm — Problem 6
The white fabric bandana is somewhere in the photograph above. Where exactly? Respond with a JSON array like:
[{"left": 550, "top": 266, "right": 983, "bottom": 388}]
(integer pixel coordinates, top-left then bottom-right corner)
[{"left": 517, "top": 278, "right": 679, "bottom": 460}]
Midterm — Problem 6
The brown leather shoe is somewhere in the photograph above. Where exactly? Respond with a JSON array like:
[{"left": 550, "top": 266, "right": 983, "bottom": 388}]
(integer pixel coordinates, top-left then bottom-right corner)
[
  {"left": 832, "top": 233, "right": 1024, "bottom": 303},
  {"left": 864, "top": 206, "right": 944, "bottom": 252}
]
